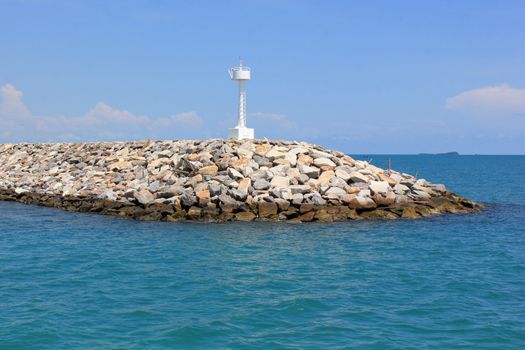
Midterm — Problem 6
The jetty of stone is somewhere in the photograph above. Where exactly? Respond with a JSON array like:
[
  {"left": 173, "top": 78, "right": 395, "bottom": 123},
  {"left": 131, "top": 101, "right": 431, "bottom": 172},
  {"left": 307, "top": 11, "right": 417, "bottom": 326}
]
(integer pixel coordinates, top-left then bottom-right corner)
[{"left": 0, "top": 139, "right": 480, "bottom": 222}]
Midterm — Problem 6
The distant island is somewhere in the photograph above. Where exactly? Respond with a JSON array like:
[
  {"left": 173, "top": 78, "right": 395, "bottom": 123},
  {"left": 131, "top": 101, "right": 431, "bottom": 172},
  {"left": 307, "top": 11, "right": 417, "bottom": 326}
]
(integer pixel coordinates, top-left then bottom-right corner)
[
  {"left": 0, "top": 140, "right": 480, "bottom": 222},
  {"left": 418, "top": 152, "right": 460, "bottom": 156}
]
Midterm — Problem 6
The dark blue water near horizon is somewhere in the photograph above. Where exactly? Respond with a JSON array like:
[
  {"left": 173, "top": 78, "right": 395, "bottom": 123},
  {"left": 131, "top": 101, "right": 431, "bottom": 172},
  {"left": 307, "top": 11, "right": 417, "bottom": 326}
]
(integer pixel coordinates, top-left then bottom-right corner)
[{"left": 1, "top": 155, "right": 524, "bottom": 349}]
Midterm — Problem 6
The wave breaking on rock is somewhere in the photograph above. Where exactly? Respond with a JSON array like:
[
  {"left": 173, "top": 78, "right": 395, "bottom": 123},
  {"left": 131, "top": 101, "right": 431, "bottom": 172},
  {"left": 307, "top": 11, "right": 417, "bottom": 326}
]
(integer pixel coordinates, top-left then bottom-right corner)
[{"left": 0, "top": 139, "right": 481, "bottom": 222}]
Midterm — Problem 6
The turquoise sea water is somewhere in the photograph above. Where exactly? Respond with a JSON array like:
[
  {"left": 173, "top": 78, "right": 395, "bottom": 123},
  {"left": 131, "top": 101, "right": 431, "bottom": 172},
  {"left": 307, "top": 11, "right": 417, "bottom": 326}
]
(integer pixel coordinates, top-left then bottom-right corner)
[{"left": 1, "top": 155, "right": 524, "bottom": 349}]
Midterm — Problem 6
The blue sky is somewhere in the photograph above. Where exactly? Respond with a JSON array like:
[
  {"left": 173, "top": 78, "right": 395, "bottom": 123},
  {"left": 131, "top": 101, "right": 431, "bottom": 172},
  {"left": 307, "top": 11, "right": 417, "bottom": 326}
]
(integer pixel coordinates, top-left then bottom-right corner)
[{"left": 1, "top": 0, "right": 524, "bottom": 154}]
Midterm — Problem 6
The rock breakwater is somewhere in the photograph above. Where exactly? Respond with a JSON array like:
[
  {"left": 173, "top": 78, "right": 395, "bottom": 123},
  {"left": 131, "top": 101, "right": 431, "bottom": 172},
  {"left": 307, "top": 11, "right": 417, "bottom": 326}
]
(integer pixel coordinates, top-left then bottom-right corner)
[{"left": 0, "top": 140, "right": 481, "bottom": 222}]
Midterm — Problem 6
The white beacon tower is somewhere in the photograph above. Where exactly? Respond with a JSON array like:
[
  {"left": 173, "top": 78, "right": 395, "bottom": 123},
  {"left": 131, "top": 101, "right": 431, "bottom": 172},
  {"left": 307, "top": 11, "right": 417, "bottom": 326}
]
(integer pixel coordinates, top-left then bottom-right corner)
[{"left": 228, "top": 60, "right": 254, "bottom": 140}]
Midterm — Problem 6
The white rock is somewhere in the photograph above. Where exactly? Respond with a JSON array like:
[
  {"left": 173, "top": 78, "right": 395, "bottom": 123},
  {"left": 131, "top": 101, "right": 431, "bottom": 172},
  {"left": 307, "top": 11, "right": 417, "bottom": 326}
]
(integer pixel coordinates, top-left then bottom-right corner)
[
  {"left": 291, "top": 193, "right": 303, "bottom": 205},
  {"left": 394, "top": 183, "right": 410, "bottom": 194},
  {"left": 286, "top": 167, "right": 301, "bottom": 179},
  {"left": 324, "top": 187, "right": 347, "bottom": 196},
  {"left": 242, "top": 166, "right": 254, "bottom": 176},
  {"left": 416, "top": 179, "right": 430, "bottom": 186},
  {"left": 318, "top": 170, "right": 335, "bottom": 186},
  {"left": 228, "top": 168, "right": 244, "bottom": 180},
  {"left": 329, "top": 177, "right": 347, "bottom": 188},
  {"left": 311, "top": 193, "right": 327, "bottom": 205},
  {"left": 14, "top": 188, "right": 29, "bottom": 195},
  {"left": 313, "top": 157, "right": 336, "bottom": 167},
  {"left": 369, "top": 180, "right": 390, "bottom": 195},
  {"left": 237, "top": 148, "right": 254, "bottom": 159},
  {"left": 99, "top": 190, "right": 117, "bottom": 201},
  {"left": 348, "top": 172, "right": 369, "bottom": 183},
  {"left": 428, "top": 183, "right": 447, "bottom": 193},
  {"left": 358, "top": 189, "right": 371, "bottom": 197},
  {"left": 335, "top": 168, "right": 351, "bottom": 181},
  {"left": 266, "top": 148, "right": 287, "bottom": 161},
  {"left": 285, "top": 152, "right": 297, "bottom": 166},
  {"left": 133, "top": 189, "right": 155, "bottom": 205},
  {"left": 289, "top": 147, "right": 309, "bottom": 155},
  {"left": 410, "top": 189, "right": 431, "bottom": 200},
  {"left": 389, "top": 173, "right": 403, "bottom": 183},
  {"left": 253, "top": 178, "right": 270, "bottom": 190},
  {"left": 269, "top": 164, "right": 289, "bottom": 177},
  {"left": 280, "top": 189, "right": 292, "bottom": 200},
  {"left": 351, "top": 195, "right": 377, "bottom": 209},
  {"left": 298, "top": 164, "right": 320, "bottom": 178},
  {"left": 270, "top": 175, "right": 290, "bottom": 188},
  {"left": 312, "top": 149, "right": 333, "bottom": 158}
]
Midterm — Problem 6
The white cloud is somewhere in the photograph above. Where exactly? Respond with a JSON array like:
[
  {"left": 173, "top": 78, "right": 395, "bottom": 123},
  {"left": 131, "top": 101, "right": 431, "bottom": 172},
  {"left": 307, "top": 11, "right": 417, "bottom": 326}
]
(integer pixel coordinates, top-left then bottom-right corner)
[
  {"left": 84, "top": 103, "right": 150, "bottom": 125},
  {"left": 0, "top": 84, "right": 31, "bottom": 118},
  {"left": 0, "top": 83, "right": 205, "bottom": 142},
  {"left": 250, "top": 112, "right": 297, "bottom": 129},
  {"left": 446, "top": 84, "right": 525, "bottom": 116},
  {"left": 154, "top": 111, "right": 203, "bottom": 130}
]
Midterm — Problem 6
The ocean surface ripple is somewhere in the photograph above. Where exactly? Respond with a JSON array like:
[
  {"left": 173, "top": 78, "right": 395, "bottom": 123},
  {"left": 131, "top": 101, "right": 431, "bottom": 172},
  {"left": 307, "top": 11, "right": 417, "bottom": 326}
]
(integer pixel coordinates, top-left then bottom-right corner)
[{"left": 1, "top": 155, "right": 524, "bottom": 349}]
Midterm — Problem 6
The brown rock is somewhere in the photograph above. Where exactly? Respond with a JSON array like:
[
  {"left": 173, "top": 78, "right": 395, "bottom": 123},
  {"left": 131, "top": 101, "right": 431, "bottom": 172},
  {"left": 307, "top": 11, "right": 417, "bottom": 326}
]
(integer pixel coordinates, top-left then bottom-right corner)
[
  {"left": 232, "top": 158, "right": 249, "bottom": 169},
  {"left": 318, "top": 170, "right": 335, "bottom": 186},
  {"left": 254, "top": 143, "right": 272, "bottom": 156},
  {"left": 341, "top": 155, "right": 355, "bottom": 165},
  {"left": 360, "top": 209, "right": 398, "bottom": 220},
  {"left": 187, "top": 153, "right": 200, "bottom": 161},
  {"left": 109, "top": 160, "right": 132, "bottom": 171},
  {"left": 298, "top": 211, "right": 315, "bottom": 222},
  {"left": 314, "top": 209, "right": 333, "bottom": 222},
  {"left": 372, "top": 191, "right": 396, "bottom": 206},
  {"left": 217, "top": 212, "right": 235, "bottom": 221},
  {"left": 319, "top": 165, "right": 333, "bottom": 172},
  {"left": 187, "top": 174, "right": 203, "bottom": 188},
  {"left": 378, "top": 173, "right": 397, "bottom": 186},
  {"left": 348, "top": 196, "right": 377, "bottom": 209},
  {"left": 235, "top": 211, "right": 256, "bottom": 221},
  {"left": 273, "top": 158, "right": 290, "bottom": 165},
  {"left": 345, "top": 186, "right": 360, "bottom": 194},
  {"left": 281, "top": 206, "right": 298, "bottom": 218},
  {"left": 340, "top": 194, "right": 356, "bottom": 205},
  {"left": 258, "top": 201, "right": 278, "bottom": 218},
  {"left": 297, "top": 154, "right": 313, "bottom": 165},
  {"left": 401, "top": 207, "right": 420, "bottom": 219},
  {"left": 275, "top": 198, "right": 291, "bottom": 211},
  {"left": 238, "top": 178, "right": 251, "bottom": 194},
  {"left": 196, "top": 189, "right": 210, "bottom": 205},
  {"left": 198, "top": 165, "right": 218, "bottom": 175},
  {"left": 299, "top": 203, "right": 315, "bottom": 213},
  {"left": 133, "top": 189, "right": 155, "bottom": 205}
]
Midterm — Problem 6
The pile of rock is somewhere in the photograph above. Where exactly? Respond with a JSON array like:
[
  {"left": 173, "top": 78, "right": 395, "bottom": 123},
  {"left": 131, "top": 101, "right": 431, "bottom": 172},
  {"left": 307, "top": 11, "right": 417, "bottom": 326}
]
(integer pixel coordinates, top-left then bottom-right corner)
[{"left": 0, "top": 139, "right": 481, "bottom": 222}]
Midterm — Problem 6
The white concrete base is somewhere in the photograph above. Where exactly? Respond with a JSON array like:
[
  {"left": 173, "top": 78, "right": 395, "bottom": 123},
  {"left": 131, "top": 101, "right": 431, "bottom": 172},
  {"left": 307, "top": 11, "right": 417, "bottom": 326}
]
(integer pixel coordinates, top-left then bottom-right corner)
[{"left": 228, "top": 127, "right": 254, "bottom": 140}]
